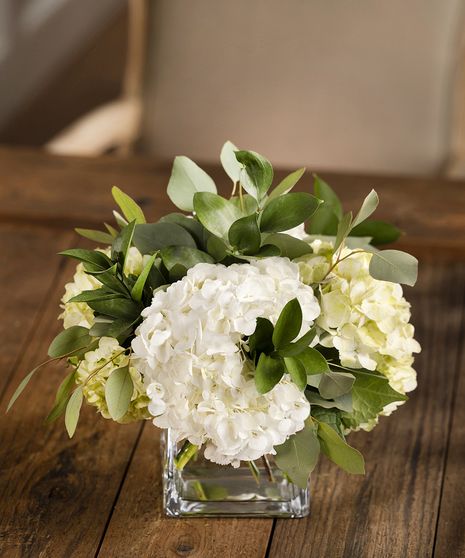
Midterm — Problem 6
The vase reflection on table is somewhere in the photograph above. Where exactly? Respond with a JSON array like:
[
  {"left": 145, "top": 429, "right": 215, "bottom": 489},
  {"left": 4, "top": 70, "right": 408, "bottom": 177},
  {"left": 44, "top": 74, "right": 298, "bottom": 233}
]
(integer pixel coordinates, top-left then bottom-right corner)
[{"left": 162, "top": 429, "right": 310, "bottom": 518}]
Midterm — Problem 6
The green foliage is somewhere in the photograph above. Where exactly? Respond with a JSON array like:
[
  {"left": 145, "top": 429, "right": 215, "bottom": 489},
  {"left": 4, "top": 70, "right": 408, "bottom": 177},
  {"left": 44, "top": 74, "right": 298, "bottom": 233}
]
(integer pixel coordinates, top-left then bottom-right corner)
[
  {"left": 167, "top": 156, "right": 217, "bottom": 211},
  {"left": 75, "top": 228, "right": 114, "bottom": 244},
  {"left": 318, "top": 371, "right": 355, "bottom": 399},
  {"left": 254, "top": 353, "right": 285, "bottom": 394},
  {"left": 111, "top": 186, "right": 146, "bottom": 224},
  {"left": 105, "top": 365, "right": 133, "bottom": 421},
  {"left": 317, "top": 421, "right": 365, "bottom": 474},
  {"left": 350, "top": 220, "right": 401, "bottom": 245},
  {"left": 220, "top": 140, "right": 242, "bottom": 183},
  {"left": 234, "top": 150, "right": 273, "bottom": 203},
  {"left": 248, "top": 318, "right": 274, "bottom": 356},
  {"left": 341, "top": 369, "right": 407, "bottom": 430},
  {"left": 333, "top": 212, "right": 353, "bottom": 253},
  {"left": 193, "top": 192, "right": 242, "bottom": 239},
  {"left": 65, "top": 386, "right": 83, "bottom": 438},
  {"left": 59, "top": 248, "right": 112, "bottom": 269},
  {"left": 275, "top": 420, "right": 320, "bottom": 488},
  {"left": 260, "top": 193, "right": 321, "bottom": 233},
  {"left": 131, "top": 254, "right": 156, "bottom": 301},
  {"left": 159, "top": 213, "right": 205, "bottom": 248},
  {"left": 293, "top": 347, "right": 330, "bottom": 375},
  {"left": 111, "top": 220, "right": 136, "bottom": 271},
  {"left": 45, "top": 369, "right": 76, "bottom": 423},
  {"left": 228, "top": 214, "right": 261, "bottom": 255},
  {"left": 308, "top": 174, "right": 342, "bottom": 235},
  {"left": 283, "top": 357, "right": 307, "bottom": 390},
  {"left": 160, "top": 246, "right": 214, "bottom": 281},
  {"left": 268, "top": 167, "right": 306, "bottom": 200},
  {"left": 277, "top": 327, "right": 317, "bottom": 357},
  {"left": 132, "top": 222, "right": 196, "bottom": 254},
  {"left": 369, "top": 249, "right": 418, "bottom": 286},
  {"left": 48, "top": 326, "right": 93, "bottom": 358},
  {"left": 272, "top": 298, "right": 302, "bottom": 349},
  {"left": 352, "top": 189, "right": 379, "bottom": 229},
  {"left": 262, "top": 233, "right": 313, "bottom": 259}
]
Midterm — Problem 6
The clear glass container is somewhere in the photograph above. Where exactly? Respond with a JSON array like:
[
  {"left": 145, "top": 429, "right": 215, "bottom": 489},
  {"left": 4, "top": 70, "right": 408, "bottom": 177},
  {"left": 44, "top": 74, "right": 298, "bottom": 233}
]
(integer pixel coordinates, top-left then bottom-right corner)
[{"left": 161, "top": 429, "right": 310, "bottom": 518}]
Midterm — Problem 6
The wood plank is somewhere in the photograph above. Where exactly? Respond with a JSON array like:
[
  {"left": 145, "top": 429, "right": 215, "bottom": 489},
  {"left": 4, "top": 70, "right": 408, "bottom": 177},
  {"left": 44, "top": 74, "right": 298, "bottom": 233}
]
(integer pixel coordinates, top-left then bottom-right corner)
[
  {"left": 0, "top": 224, "right": 73, "bottom": 395},
  {"left": 268, "top": 261, "right": 465, "bottom": 558},
  {"left": 0, "top": 254, "right": 142, "bottom": 557},
  {"left": 1, "top": 148, "right": 465, "bottom": 257},
  {"left": 432, "top": 265, "right": 465, "bottom": 557},
  {"left": 97, "top": 426, "right": 273, "bottom": 558}
]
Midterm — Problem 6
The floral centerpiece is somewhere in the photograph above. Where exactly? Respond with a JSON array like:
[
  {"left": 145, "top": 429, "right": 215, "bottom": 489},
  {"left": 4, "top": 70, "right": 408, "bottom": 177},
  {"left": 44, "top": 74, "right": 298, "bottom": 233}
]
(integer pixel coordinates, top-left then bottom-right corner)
[{"left": 8, "top": 142, "right": 420, "bottom": 518}]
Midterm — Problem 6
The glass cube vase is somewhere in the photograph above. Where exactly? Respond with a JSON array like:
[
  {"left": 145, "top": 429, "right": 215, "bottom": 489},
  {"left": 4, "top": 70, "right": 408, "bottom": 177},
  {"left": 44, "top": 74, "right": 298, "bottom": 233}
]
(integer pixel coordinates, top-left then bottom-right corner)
[{"left": 161, "top": 429, "right": 310, "bottom": 518}]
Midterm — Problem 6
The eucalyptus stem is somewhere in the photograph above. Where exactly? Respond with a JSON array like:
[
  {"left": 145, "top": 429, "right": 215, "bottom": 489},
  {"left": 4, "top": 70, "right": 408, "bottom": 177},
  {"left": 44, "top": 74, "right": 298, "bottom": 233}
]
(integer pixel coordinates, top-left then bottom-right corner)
[
  {"left": 174, "top": 440, "right": 198, "bottom": 470},
  {"left": 230, "top": 180, "right": 237, "bottom": 197},
  {"left": 262, "top": 454, "right": 276, "bottom": 483},
  {"left": 247, "top": 460, "right": 261, "bottom": 486},
  {"left": 321, "top": 249, "right": 366, "bottom": 282}
]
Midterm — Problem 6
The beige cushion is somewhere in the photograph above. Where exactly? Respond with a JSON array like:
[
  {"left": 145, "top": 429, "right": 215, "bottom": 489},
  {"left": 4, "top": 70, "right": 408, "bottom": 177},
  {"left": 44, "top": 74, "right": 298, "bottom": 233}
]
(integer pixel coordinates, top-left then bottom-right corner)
[{"left": 142, "top": 0, "right": 465, "bottom": 175}]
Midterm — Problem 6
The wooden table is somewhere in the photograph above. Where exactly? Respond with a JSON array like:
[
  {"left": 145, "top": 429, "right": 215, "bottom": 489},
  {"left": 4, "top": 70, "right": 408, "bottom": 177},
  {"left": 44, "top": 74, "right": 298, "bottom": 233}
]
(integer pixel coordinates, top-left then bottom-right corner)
[{"left": 1, "top": 147, "right": 464, "bottom": 557}]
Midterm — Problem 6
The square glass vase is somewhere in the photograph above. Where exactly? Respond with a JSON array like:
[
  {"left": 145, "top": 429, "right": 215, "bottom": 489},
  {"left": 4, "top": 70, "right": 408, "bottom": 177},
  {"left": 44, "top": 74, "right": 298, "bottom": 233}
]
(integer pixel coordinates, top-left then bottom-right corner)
[{"left": 161, "top": 429, "right": 310, "bottom": 518}]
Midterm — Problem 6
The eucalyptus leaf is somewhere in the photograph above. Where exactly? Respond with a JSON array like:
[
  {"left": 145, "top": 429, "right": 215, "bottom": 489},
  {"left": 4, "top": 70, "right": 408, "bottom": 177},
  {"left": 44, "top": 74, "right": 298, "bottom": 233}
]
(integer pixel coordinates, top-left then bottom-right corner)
[
  {"left": 220, "top": 140, "right": 242, "bottom": 183},
  {"left": 7, "top": 365, "right": 43, "bottom": 412},
  {"left": 228, "top": 214, "right": 261, "bottom": 254},
  {"left": 160, "top": 246, "right": 214, "bottom": 281},
  {"left": 105, "top": 365, "right": 133, "bottom": 421},
  {"left": 317, "top": 421, "right": 365, "bottom": 474},
  {"left": 193, "top": 192, "right": 242, "bottom": 239},
  {"left": 318, "top": 371, "right": 355, "bottom": 399},
  {"left": 159, "top": 213, "right": 205, "bottom": 248},
  {"left": 308, "top": 175, "right": 342, "bottom": 235},
  {"left": 275, "top": 420, "right": 320, "bottom": 488},
  {"left": 133, "top": 222, "right": 196, "bottom": 254},
  {"left": 369, "top": 249, "right": 418, "bottom": 286},
  {"left": 254, "top": 353, "right": 285, "bottom": 394},
  {"left": 254, "top": 244, "right": 281, "bottom": 257},
  {"left": 262, "top": 233, "right": 313, "bottom": 259},
  {"left": 235, "top": 150, "right": 273, "bottom": 202},
  {"left": 333, "top": 212, "right": 353, "bottom": 253},
  {"left": 260, "top": 193, "right": 321, "bottom": 233},
  {"left": 268, "top": 167, "right": 306, "bottom": 200},
  {"left": 65, "top": 386, "right": 83, "bottom": 438},
  {"left": 306, "top": 391, "right": 353, "bottom": 413},
  {"left": 284, "top": 356, "right": 307, "bottom": 390},
  {"left": 131, "top": 254, "right": 156, "bottom": 301},
  {"left": 352, "top": 189, "right": 379, "bottom": 228},
  {"left": 75, "top": 228, "right": 114, "bottom": 244},
  {"left": 206, "top": 234, "right": 229, "bottom": 261},
  {"left": 45, "top": 370, "right": 76, "bottom": 423},
  {"left": 167, "top": 156, "right": 217, "bottom": 212},
  {"left": 272, "top": 298, "right": 302, "bottom": 349},
  {"left": 48, "top": 326, "right": 93, "bottom": 358},
  {"left": 111, "top": 186, "right": 146, "bottom": 224},
  {"left": 230, "top": 194, "right": 259, "bottom": 216}
]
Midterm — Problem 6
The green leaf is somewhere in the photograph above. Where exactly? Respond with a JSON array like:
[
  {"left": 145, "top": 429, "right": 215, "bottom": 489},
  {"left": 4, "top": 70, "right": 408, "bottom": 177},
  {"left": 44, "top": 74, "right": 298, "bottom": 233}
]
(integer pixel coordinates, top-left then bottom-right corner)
[
  {"left": 193, "top": 192, "right": 242, "bottom": 239},
  {"left": 113, "top": 210, "right": 128, "bottom": 228},
  {"left": 105, "top": 365, "right": 133, "bottom": 421},
  {"left": 228, "top": 214, "right": 261, "bottom": 254},
  {"left": 220, "top": 140, "right": 242, "bottom": 183},
  {"left": 260, "top": 193, "right": 321, "bottom": 233},
  {"left": 65, "top": 387, "right": 83, "bottom": 438},
  {"left": 333, "top": 212, "right": 353, "bottom": 253},
  {"left": 262, "top": 233, "right": 313, "bottom": 259},
  {"left": 272, "top": 298, "right": 302, "bottom": 349},
  {"left": 306, "top": 391, "right": 353, "bottom": 413},
  {"left": 311, "top": 407, "right": 345, "bottom": 436},
  {"left": 275, "top": 420, "right": 320, "bottom": 488},
  {"left": 318, "top": 371, "right": 355, "bottom": 399},
  {"left": 230, "top": 194, "right": 259, "bottom": 216},
  {"left": 369, "top": 249, "right": 418, "bottom": 286},
  {"left": 248, "top": 318, "right": 274, "bottom": 356},
  {"left": 159, "top": 213, "right": 205, "bottom": 248},
  {"left": 295, "top": 347, "right": 330, "bottom": 375},
  {"left": 111, "top": 220, "right": 136, "bottom": 271},
  {"left": 284, "top": 357, "right": 307, "bottom": 390},
  {"left": 7, "top": 366, "right": 40, "bottom": 412},
  {"left": 268, "top": 167, "right": 306, "bottom": 200},
  {"left": 234, "top": 150, "right": 273, "bottom": 202},
  {"left": 317, "top": 421, "right": 365, "bottom": 474},
  {"left": 111, "top": 186, "right": 146, "bottom": 224},
  {"left": 167, "top": 156, "right": 217, "bottom": 212},
  {"left": 341, "top": 369, "right": 408, "bottom": 429},
  {"left": 104, "top": 223, "right": 119, "bottom": 238},
  {"left": 87, "top": 298, "right": 141, "bottom": 321},
  {"left": 48, "top": 326, "right": 93, "bottom": 358},
  {"left": 278, "top": 327, "right": 317, "bottom": 357},
  {"left": 206, "top": 234, "right": 229, "bottom": 261},
  {"left": 89, "top": 319, "right": 134, "bottom": 342},
  {"left": 255, "top": 353, "right": 285, "bottom": 394},
  {"left": 45, "top": 370, "right": 76, "bottom": 423},
  {"left": 352, "top": 189, "right": 379, "bottom": 228},
  {"left": 160, "top": 246, "right": 214, "bottom": 281},
  {"left": 133, "top": 222, "right": 196, "bottom": 254},
  {"left": 68, "top": 288, "right": 123, "bottom": 304},
  {"left": 59, "top": 248, "right": 112, "bottom": 269},
  {"left": 75, "top": 228, "right": 114, "bottom": 244},
  {"left": 350, "top": 220, "right": 401, "bottom": 245},
  {"left": 254, "top": 244, "right": 281, "bottom": 257},
  {"left": 131, "top": 254, "right": 156, "bottom": 301},
  {"left": 308, "top": 175, "right": 342, "bottom": 235}
]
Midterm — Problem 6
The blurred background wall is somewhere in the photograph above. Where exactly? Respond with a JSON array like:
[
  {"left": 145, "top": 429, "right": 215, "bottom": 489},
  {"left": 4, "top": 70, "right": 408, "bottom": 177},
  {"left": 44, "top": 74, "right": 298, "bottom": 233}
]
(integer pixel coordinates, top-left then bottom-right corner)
[{"left": 1, "top": 0, "right": 465, "bottom": 176}]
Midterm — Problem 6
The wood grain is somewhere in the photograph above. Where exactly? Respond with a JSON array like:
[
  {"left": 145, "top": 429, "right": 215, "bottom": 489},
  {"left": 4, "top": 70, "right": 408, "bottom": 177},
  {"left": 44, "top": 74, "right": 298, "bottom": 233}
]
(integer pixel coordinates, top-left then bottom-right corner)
[
  {"left": 268, "top": 262, "right": 465, "bottom": 557},
  {"left": 97, "top": 426, "right": 273, "bottom": 558}
]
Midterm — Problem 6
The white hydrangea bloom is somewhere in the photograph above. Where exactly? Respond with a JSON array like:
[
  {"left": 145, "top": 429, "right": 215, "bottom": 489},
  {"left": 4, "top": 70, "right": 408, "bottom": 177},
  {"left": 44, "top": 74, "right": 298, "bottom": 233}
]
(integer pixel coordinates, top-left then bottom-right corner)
[
  {"left": 76, "top": 337, "right": 150, "bottom": 423},
  {"left": 60, "top": 246, "right": 147, "bottom": 329},
  {"left": 316, "top": 250, "right": 421, "bottom": 395},
  {"left": 132, "top": 258, "right": 320, "bottom": 466}
]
